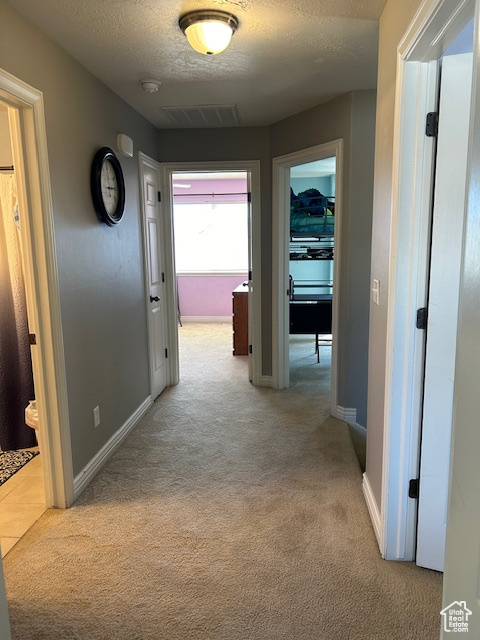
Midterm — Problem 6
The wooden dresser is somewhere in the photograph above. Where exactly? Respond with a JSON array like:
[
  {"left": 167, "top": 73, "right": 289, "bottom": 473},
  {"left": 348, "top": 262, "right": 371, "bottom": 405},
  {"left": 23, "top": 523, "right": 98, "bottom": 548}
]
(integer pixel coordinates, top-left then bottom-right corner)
[{"left": 232, "top": 283, "right": 248, "bottom": 355}]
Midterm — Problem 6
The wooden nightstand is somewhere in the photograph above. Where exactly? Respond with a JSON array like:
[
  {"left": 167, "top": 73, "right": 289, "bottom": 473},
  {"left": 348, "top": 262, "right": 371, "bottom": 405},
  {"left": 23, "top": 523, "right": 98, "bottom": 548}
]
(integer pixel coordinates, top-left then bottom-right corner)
[{"left": 232, "top": 283, "right": 248, "bottom": 355}]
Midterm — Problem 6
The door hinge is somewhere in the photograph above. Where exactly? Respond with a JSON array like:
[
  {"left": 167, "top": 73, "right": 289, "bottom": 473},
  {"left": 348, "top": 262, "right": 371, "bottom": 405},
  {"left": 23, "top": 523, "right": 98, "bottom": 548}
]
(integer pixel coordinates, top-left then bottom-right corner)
[
  {"left": 247, "top": 191, "right": 252, "bottom": 203},
  {"left": 158, "top": 191, "right": 161, "bottom": 202},
  {"left": 426, "top": 112, "right": 439, "bottom": 137},
  {"left": 416, "top": 307, "right": 428, "bottom": 329},
  {"left": 248, "top": 270, "right": 252, "bottom": 281},
  {"left": 408, "top": 478, "right": 420, "bottom": 499},
  {"left": 249, "top": 344, "right": 252, "bottom": 354},
  {"left": 162, "top": 272, "right": 165, "bottom": 283},
  {"left": 165, "top": 348, "right": 168, "bottom": 358},
  {"left": 29, "top": 333, "right": 37, "bottom": 345}
]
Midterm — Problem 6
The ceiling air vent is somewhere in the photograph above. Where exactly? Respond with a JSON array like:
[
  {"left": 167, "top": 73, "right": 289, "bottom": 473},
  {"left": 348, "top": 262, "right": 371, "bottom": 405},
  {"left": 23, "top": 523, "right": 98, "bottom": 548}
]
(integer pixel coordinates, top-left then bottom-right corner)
[{"left": 161, "top": 104, "right": 239, "bottom": 128}]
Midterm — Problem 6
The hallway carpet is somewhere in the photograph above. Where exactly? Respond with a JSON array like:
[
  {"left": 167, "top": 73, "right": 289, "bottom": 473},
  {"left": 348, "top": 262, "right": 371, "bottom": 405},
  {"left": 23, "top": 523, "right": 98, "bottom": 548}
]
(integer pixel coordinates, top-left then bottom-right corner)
[{"left": 4, "top": 324, "right": 442, "bottom": 639}]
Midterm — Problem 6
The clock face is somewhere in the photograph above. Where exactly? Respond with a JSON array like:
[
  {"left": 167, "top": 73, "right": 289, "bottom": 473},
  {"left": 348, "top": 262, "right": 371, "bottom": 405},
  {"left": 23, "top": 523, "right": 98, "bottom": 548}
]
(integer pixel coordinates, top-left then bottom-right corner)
[
  {"left": 101, "top": 159, "right": 119, "bottom": 215},
  {"left": 91, "top": 147, "right": 125, "bottom": 226}
]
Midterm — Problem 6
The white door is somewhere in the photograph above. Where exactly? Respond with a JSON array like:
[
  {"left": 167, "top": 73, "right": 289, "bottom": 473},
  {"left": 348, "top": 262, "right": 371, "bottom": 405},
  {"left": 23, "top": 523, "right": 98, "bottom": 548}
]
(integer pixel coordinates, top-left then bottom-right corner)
[
  {"left": 141, "top": 159, "right": 168, "bottom": 400},
  {"left": 246, "top": 173, "right": 253, "bottom": 382},
  {"left": 416, "top": 52, "right": 473, "bottom": 571}
]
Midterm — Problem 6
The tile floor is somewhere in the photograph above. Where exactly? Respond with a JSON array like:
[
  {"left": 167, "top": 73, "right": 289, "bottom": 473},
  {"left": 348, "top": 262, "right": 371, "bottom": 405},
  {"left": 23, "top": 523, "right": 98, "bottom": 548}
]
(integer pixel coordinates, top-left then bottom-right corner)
[{"left": 0, "top": 452, "right": 46, "bottom": 558}]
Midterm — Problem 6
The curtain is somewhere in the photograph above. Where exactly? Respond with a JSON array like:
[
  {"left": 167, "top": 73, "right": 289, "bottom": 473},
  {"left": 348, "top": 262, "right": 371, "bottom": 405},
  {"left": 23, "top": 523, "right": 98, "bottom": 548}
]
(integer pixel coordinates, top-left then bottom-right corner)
[{"left": 0, "top": 173, "right": 36, "bottom": 450}]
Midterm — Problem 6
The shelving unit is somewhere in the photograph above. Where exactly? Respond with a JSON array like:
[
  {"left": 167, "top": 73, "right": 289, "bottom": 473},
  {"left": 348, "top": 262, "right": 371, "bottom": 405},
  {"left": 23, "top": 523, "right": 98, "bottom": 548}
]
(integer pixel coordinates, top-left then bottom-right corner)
[{"left": 289, "top": 235, "right": 333, "bottom": 300}]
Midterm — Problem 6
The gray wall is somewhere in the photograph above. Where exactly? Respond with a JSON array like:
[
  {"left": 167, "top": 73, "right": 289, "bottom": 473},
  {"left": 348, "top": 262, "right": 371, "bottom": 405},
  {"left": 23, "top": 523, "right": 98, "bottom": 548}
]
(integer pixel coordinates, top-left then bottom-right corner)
[
  {"left": 271, "top": 91, "right": 376, "bottom": 423},
  {"left": 346, "top": 91, "right": 377, "bottom": 426},
  {"left": 365, "top": 0, "right": 425, "bottom": 508},
  {"left": 0, "top": 2, "right": 158, "bottom": 476}
]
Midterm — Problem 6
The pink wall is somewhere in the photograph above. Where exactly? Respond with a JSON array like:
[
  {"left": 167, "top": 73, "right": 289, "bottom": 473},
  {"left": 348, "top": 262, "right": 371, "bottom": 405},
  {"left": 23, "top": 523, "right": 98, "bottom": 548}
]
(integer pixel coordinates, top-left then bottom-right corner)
[{"left": 178, "top": 275, "right": 248, "bottom": 318}]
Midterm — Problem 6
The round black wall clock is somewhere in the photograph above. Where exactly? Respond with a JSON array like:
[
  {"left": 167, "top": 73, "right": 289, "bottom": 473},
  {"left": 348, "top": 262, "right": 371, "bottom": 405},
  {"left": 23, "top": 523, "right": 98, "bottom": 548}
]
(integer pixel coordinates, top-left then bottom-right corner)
[{"left": 90, "top": 147, "right": 126, "bottom": 226}]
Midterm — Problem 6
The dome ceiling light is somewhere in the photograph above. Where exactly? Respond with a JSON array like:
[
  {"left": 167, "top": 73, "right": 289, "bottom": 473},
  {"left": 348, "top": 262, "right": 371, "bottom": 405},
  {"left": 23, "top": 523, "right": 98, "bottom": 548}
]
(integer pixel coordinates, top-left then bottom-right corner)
[{"left": 179, "top": 10, "right": 239, "bottom": 55}]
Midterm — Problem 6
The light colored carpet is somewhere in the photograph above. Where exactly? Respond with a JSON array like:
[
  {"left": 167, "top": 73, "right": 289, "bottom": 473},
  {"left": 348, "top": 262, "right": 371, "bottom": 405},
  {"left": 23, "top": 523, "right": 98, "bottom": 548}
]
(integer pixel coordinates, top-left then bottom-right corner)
[{"left": 3, "top": 323, "right": 442, "bottom": 639}]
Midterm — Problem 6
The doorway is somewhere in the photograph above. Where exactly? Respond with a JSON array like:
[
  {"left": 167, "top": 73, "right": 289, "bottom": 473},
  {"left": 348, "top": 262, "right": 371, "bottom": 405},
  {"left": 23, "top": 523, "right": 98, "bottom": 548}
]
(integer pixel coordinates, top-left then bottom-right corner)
[
  {"left": 160, "top": 161, "right": 262, "bottom": 387},
  {"left": 0, "top": 102, "right": 46, "bottom": 557},
  {"left": 288, "top": 158, "right": 335, "bottom": 395},
  {"left": 0, "top": 69, "right": 73, "bottom": 514},
  {"left": 272, "top": 140, "right": 343, "bottom": 418},
  {"left": 173, "top": 170, "right": 251, "bottom": 377},
  {"left": 173, "top": 171, "right": 249, "bottom": 320}
]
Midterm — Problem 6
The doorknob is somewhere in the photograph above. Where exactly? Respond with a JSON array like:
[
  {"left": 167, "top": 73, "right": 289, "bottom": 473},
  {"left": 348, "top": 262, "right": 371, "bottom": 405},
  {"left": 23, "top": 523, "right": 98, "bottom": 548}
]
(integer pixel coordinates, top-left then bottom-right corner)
[{"left": 150, "top": 295, "right": 160, "bottom": 302}]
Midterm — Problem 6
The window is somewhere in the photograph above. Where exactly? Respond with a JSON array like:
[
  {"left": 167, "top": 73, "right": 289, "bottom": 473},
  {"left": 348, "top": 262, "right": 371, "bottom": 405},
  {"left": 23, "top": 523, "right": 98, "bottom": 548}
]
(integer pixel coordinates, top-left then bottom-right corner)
[
  {"left": 173, "top": 169, "right": 249, "bottom": 274},
  {"left": 174, "top": 202, "right": 248, "bottom": 272}
]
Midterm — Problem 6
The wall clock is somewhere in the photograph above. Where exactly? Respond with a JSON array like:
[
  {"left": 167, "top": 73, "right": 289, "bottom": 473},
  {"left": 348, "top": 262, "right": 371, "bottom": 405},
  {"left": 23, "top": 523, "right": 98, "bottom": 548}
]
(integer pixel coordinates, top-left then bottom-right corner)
[{"left": 90, "top": 147, "right": 126, "bottom": 226}]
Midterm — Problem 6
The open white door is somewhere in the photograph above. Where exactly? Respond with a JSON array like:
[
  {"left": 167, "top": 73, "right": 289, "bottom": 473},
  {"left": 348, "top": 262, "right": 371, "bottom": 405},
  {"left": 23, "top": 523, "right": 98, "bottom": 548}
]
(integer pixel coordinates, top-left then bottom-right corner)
[
  {"left": 140, "top": 155, "right": 168, "bottom": 400},
  {"left": 416, "top": 52, "right": 473, "bottom": 571},
  {"left": 246, "top": 173, "right": 253, "bottom": 382}
]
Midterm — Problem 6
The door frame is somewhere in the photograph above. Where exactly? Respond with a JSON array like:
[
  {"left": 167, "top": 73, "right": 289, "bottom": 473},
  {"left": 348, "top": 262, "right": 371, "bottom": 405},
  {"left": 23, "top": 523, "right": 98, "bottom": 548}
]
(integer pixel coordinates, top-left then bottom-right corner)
[
  {"left": 138, "top": 153, "right": 173, "bottom": 396},
  {"left": 0, "top": 68, "right": 73, "bottom": 508},
  {"left": 373, "top": 0, "right": 475, "bottom": 561},
  {"left": 160, "top": 160, "right": 262, "bottom": 386},
  {"left": 272, "top": 140, "right": 343, "bottom": 416}
]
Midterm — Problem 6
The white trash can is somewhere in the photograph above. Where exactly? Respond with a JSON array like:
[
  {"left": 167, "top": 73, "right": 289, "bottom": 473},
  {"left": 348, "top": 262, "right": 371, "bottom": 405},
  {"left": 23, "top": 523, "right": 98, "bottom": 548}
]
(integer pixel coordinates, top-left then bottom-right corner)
[{"left": 25, "top": 400, "right": 39, "bottom": 443}]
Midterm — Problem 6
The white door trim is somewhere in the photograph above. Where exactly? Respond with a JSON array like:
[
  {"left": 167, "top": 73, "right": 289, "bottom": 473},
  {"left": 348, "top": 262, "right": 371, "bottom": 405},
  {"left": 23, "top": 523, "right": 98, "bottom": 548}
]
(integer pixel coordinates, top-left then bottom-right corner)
[
  {"left": 160, "top": 160, "right": 262, "bottom": 386},
  {"left": 0, "top": 68, "right": 73, "bottom": 508},
  {"left": 378, "top": 0, "right": 475, "bottom": 561},
  {"left": 272, "top": 140, "right": 342, "bottom": 416}
]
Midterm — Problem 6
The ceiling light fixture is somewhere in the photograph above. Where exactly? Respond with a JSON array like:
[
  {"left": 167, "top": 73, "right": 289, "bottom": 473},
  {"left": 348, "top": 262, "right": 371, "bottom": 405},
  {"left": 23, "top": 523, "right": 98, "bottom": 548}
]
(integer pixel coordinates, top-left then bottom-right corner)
[{"left": 179, "top": 10, "right": 239, "bottom": 56}]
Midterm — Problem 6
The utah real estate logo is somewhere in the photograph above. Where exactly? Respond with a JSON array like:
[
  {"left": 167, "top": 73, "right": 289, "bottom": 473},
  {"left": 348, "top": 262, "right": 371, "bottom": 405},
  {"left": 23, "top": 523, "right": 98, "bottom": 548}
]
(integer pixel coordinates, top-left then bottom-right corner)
[{"left": 440, "top": 601, "right": 472, "bottom": 633}]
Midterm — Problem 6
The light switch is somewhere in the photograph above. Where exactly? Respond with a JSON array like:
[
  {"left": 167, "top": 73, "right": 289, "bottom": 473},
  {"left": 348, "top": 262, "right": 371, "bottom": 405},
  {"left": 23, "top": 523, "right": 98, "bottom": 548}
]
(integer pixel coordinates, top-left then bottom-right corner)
[{"left": 372, "top": 279, "right": 380, "bottom": 305}]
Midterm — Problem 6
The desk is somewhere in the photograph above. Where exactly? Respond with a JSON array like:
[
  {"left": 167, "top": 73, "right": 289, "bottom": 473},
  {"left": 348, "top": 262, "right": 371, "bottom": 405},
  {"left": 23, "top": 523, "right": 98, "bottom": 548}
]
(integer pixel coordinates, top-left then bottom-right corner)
[{"left": 290, "top": 294, "right": 332, "bottom": 362}]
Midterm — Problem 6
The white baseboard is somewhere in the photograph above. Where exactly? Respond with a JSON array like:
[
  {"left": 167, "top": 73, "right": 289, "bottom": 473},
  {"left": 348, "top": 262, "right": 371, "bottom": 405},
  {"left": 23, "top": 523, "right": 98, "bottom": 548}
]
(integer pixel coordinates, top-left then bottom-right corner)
[
  {"left": 73, "top": 396, "right": 153, "bottom": 501},
  {"left": 362, "top": 472, "right": 383, "bottom": 555},
  {"left": 258, "top": 375, "right": 273, "bottom": 387},
  {"left": 181, "top": 316, "right": 231, "bottom": 323},
  {"left": 334, "top": 405, "right": 357, "bottom": 424}
]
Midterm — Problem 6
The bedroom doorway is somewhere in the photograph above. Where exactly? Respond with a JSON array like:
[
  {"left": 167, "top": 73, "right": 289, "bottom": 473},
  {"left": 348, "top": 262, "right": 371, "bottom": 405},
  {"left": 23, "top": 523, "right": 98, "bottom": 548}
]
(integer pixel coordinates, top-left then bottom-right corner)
[
  {"left": 172, "top": 171, "right": 249, "bottom": 324},
  {"left": 288, "top": 158, "right": 335, "bottom": 395},
  {"left": 160, "top": 161, "right": 262, "bottom": 386},
  {"left": 272, "top": 140, "right": 343, "bottom": 417}
]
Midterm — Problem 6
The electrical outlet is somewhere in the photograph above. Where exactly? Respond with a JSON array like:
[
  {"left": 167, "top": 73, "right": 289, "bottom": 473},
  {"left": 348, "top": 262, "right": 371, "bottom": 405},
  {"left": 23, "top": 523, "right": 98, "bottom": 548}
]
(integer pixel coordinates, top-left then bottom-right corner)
[{"left": 93, "top": 406, "right": 100, "bottom": 428}]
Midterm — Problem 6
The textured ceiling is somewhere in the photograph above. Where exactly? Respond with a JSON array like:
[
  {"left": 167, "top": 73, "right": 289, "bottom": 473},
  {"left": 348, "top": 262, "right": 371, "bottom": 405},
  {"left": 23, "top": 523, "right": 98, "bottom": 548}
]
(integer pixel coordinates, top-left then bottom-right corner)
[{"left": 7, "top": 0, "right": 386, "bottom": 128}]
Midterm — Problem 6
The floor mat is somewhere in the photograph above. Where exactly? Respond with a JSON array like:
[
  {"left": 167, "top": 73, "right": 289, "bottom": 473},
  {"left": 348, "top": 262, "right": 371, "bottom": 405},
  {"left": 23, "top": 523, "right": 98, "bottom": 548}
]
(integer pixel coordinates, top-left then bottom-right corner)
[{"left": 0, "top": 450, "right": 39, "bottom": 486}]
